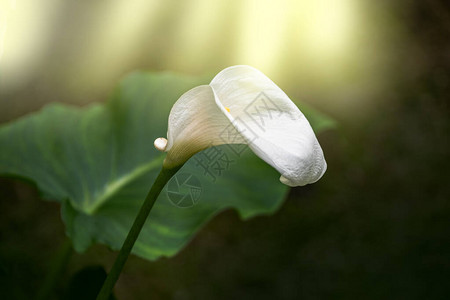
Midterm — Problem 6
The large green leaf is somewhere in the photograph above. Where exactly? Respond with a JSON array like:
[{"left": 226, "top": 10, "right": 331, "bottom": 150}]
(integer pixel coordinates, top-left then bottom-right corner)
[{"left": 0, "top": 71, "right": 335, "bottom": 261}]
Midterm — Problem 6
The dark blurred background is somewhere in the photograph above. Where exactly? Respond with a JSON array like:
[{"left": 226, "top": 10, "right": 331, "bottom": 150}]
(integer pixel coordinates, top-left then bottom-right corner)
[{"left": 0, "top": 0, "right": 449, "bottom": 299}]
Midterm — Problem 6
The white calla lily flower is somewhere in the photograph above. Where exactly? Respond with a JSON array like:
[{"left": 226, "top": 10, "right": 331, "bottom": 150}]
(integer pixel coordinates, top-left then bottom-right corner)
[{"left": 154, "top": 65, "right": 326, "bottom": 187}]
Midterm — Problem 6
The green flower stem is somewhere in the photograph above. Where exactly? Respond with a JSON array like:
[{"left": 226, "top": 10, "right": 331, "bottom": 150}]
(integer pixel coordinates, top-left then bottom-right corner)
[
  {"left": 36, "top": 238, "right": 73, "bottom": 300},
  {"left": 96, "top": 165, "right": 181, "bottom": 300}
]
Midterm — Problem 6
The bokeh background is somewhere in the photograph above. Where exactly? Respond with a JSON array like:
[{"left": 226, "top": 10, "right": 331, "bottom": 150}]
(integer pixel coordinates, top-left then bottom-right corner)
[{"left": 0, "top": 0, "right": 449, "bottom": 299}]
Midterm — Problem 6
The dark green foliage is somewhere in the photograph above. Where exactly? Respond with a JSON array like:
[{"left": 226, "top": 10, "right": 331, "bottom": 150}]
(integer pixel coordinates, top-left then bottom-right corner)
[{"left": 0, "top": 72, "right": 332, "bottom": 261}]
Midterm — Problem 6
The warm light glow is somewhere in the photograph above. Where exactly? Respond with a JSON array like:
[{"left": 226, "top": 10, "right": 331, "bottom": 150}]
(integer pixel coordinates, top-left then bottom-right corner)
[
  {"left": 301, "top": 0, "right": 356, "bottom": 59},
  {"left": 0, "top": 0, "right": 360, "bottom": 84},
  {"left": 0, "top": 0, "right": 62, "bottom": 89},
  {"left": 237, "top": 0, "right": 291, "bottom": 73},
  {"left": 75, "top": 0, "right": 161, "bottom": 85},
  {"left": 0, "top": 0, "right": 397, "bottom": 119},
  {"left": 235, "top": 0, "right": 357, "bottom": 74},
  {"left": 168, "top": 0, "right": 227, "bottom": 71}
]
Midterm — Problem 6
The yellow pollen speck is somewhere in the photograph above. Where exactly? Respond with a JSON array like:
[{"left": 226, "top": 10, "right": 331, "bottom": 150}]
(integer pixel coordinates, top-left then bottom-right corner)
[{"left": 225, "top": 107, "right": 230, "bottom": 112}]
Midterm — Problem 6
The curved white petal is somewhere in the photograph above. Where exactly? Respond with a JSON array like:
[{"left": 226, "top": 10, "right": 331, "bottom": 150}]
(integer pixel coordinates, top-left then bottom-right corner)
[
  {"left": 163, "top": 85, "right": 244, "bottom": 168},
  {"left": 159, "top": 65, "right": 326, "bottom": 187},
  {"left": 210, "top": 65, "right": 326, "bottom": 186}
]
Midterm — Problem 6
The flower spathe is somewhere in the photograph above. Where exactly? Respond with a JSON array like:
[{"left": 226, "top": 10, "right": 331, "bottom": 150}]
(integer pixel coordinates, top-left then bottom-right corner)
[{"left": 155, "top": 65, "right": 327, "bottom": 187}]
